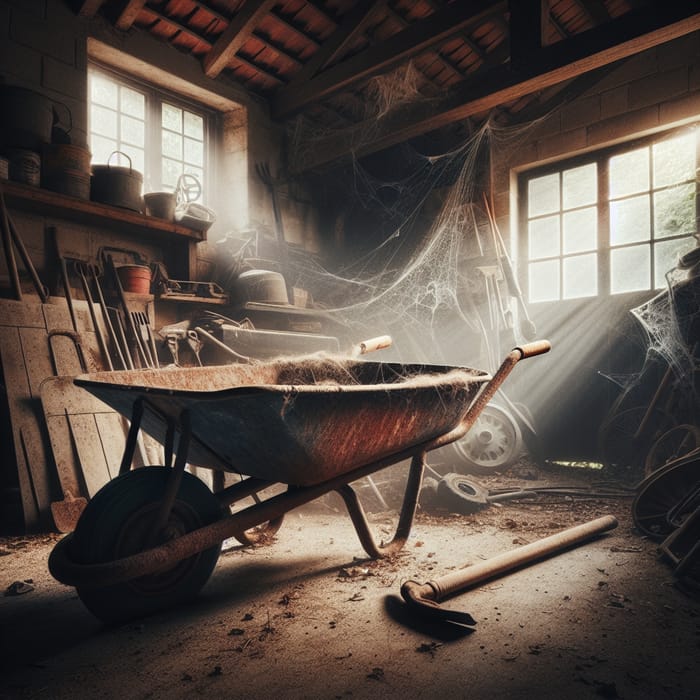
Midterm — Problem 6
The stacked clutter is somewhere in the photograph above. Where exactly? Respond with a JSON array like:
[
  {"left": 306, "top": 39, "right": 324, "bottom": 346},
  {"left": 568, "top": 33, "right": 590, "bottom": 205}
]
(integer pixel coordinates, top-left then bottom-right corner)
[{"left": 0, "top": 84, "right": 91, "bottom": 199}]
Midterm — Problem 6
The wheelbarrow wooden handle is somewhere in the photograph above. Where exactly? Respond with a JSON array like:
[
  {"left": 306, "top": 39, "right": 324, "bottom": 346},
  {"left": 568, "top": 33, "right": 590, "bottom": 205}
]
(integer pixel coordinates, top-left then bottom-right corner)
[
  {"left": 516, "top": 339, "right": 551, "bottom": 359},
  {"left": 401, "top": 514, "right": 618, "bottom": 626}
]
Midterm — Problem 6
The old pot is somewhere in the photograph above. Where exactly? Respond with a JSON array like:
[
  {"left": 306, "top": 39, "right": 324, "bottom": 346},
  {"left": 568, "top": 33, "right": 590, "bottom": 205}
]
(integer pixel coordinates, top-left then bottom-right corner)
[
  {"left": 90, "top": 151, "right": 143, "bottom": 212},
  {"left": 0, "top": 85, "right": 53, "bottom": 151}
]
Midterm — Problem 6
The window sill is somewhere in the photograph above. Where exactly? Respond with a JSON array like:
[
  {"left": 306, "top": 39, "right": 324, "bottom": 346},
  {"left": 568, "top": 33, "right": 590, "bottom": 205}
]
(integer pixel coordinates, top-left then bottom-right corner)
[{"left": 1, "top": 179, "right": 206, "bottom": 243}]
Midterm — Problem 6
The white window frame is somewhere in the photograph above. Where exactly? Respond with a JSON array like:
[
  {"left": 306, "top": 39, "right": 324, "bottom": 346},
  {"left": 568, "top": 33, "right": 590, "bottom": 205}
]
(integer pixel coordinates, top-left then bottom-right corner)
[
  {"left": 519, "top": 123, "right": 699, "bottom": 302},
  {"left": 87, "top": 62, "right": 216, "bottom": 203}
]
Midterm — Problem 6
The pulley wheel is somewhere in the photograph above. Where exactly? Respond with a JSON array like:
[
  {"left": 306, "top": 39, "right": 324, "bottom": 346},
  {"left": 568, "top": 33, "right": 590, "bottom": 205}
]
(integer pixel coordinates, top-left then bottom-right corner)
[
  {"left": 452, "top": 404, "right": 522, "bottom": 474},
  {"left": 632, "top": 450, "right": 700, "bottom": 540},
  {"left": 436, "top": 473, "right": 490, "bottom": 514}
]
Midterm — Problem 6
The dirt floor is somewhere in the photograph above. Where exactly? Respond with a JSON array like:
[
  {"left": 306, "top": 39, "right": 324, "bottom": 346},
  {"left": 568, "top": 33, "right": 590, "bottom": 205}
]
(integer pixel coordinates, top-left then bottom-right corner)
[{"left": 1, "top": 463, "right": 699, "bottom": 700}]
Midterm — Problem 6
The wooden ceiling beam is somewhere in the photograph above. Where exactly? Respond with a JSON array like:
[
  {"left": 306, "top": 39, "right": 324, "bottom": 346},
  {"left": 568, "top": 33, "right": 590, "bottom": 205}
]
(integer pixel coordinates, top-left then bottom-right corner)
[
  {"left": 292, "top": 7, "right": 700, "bottom": 171},
  {"left": 115, "top": 0, "right": 146, "bottom": 31},
  {"left": 273, "top": 0, "right": 508, "bottom": 119},
  {"left": 203, "top": 0, "right": 277, "bottom": 78}
]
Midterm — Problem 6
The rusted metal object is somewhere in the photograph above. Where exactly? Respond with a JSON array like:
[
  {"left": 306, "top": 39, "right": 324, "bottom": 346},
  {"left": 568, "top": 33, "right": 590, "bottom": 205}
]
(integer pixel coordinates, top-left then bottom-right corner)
[
  {"left": 400, "top": 514, "right": 618, "bottom": 626},
  {"left": 71, "top": 358, "right": 492, "bottom": 486},
  {"left": 48, "top": 341, "right": 551, "bottom": 610}
]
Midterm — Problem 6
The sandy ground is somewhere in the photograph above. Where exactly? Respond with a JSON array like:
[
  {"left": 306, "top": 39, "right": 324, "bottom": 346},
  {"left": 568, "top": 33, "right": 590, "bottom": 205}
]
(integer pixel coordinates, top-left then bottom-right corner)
[{"left": 1, "top": 467, "right": 699, "bottom": 700}]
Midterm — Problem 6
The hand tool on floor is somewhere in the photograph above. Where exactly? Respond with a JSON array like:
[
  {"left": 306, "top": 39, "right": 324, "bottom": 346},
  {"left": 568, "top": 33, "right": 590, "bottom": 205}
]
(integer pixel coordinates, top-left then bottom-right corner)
[{"left": 400, "top": 514, "right": 618, "bottom": 627}]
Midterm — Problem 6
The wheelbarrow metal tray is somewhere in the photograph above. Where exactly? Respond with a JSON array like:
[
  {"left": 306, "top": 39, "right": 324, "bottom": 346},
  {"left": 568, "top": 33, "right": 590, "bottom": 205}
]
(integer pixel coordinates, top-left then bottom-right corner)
[{"left": 74, "top": 357, "right": 489, "bottom": 486}]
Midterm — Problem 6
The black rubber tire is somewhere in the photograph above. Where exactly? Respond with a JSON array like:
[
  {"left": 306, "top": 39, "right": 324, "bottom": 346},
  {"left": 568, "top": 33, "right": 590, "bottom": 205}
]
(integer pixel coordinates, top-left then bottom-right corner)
[
  {"left": 643, "top": 424, "right": 700, "bottom": 477},
  {"left": 632, "top": 451, "right": 700, "bottom": 540},
  {"left": 436, "top": 473, "right": 490, "bottom": 514},
  {"left": 70, "top": 467, "right": 224, "bottom": 624}
]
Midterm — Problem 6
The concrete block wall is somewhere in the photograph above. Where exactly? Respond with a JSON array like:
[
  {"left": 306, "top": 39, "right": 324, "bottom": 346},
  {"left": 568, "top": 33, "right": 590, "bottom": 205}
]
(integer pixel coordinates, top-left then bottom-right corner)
[{"left": 0, "top": 0, "right": 88, "bottom": 145}]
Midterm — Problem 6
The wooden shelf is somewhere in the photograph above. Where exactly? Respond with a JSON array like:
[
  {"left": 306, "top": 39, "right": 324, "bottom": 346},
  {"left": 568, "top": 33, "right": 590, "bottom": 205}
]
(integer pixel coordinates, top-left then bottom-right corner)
[{"left": 0, "top": 179, "right": 206, "bottom": 242}]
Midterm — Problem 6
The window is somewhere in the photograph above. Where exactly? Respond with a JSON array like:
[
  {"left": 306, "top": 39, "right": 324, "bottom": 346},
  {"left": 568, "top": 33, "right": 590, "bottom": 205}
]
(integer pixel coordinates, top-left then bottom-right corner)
[
  {"left": 88, "top": 65, "right": 211, "bottom": 199},
  {"left": 521, "top": 126, "right": 698, "bottom": 302}
]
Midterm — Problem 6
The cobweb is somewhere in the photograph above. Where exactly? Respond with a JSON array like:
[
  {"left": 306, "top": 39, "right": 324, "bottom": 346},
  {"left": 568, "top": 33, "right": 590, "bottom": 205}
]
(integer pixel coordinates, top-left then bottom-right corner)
[
  {"left": 630, "top": 251, "right": 700, "bottom": 395},
  {"left": 220, "top": 62, "right": 546, "bottom": 372}
]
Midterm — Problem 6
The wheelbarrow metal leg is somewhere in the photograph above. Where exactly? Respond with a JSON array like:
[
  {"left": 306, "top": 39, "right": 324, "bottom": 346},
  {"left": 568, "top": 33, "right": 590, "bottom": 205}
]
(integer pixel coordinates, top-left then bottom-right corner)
[
  {"left": 120, "top": 399, "right": 144, "bottom": 475},
  {"left": 151, "top": 410, "right": 191, "bottom": 537},
  {"left": 337, "top": 452, "right": 425, "bottom": 558}
]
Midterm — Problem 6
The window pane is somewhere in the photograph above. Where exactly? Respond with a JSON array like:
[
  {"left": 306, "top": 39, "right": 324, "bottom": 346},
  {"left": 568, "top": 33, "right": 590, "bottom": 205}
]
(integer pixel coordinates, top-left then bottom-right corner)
[
  {"left": 654, "top": 237, "right": 696, "bottom": 288},
  {"left": 609, "top": 147, "right": 649, "bottom": 198},
  {"left": 184, "top": 137, "right": 204, "bottom": 166},
  {"left": 121, "top": 115, "right": 144, "bottom": 147},
  {"left": 563, "top": 163, "right": 596, "bottom": 209},
  {"left": 654, "top": 183, "right": 695, "bottom": 238},
  {"left": 117, "top": 148, "right": 144, "bottom": 175},
  {"left": 162, "top": 130, "right": 183, "bottom": 159},
  {"left": 90, "top": 104, "right": 117, "bottom": 138},
  {"left": 163, "top": 158, "right": 182, "bottom": 189},
  {"left": 653, "top": 133, "right": 695, "bottom": 187},
  {"left": 162, "top": 103, "right": 182, "bottom": 132},
  {"left": 610, "top": 195, "right": 650, "bottom": 245},
  {"left": 184, "top": 111, "right": 203, "bottom": 139},
  {"left": 611, "top": 244, "right": 650, "bottom": 293},
  {"left": 563, "top": 253, "right": 597, "bottom": 299},
  {"left": 528, "top": 173, "right": 559, "bottom": 217},
  {"left": 120, "top": 86, "right": 145, "bottom": 119},
  {"left": 91, "top": 74, "right": 117, "bottom": 109},
  {"left": 529, "top": 259, "right": 560, "bottom": 302},
  {"left": 528, "top": 216, "right": 560, "bottom": 259},
  {"left": 90, "top": 135, "right": 118, "bottom": 164},
  {"left": 563, "top": 207, "right": 596, "bottom": 254}
]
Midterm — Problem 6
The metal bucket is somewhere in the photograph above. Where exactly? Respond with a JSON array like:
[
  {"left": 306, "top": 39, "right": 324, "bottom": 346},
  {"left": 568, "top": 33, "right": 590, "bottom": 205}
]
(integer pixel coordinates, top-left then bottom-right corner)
[{"left": 90, "top": 151, "right": 143, "bottom": 212}]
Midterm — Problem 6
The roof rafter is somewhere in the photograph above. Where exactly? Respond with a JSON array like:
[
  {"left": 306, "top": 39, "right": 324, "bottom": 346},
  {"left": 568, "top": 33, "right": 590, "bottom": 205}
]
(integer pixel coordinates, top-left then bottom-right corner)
[
  {"left": 116, "top": 0, "right": 147, "bottom": 31},
  {"left": 273, "top": 0, "right": 507, "bottom": 118},
  {"left": 292, "top": 7, "right": 700, "bottom": 171},
  {"left": 288, "top": 0, "right": 385, "bottom": 88},
  {"left": 203, "top": 0, "right": 277, "bottom": 78}
]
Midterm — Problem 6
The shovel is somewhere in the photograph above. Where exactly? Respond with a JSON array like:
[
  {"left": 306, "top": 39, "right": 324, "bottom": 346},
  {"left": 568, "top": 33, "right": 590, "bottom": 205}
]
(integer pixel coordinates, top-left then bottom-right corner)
[{"left": 45, "top": 330, "right": 89, "bottom": 532}]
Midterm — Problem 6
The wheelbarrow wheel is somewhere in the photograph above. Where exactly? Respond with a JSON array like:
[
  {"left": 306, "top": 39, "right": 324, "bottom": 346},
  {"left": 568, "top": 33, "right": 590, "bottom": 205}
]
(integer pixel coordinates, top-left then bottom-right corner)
[
  {"left": 70, "top": 467, "right": 224, "bottom": 624},
  {"left": 451, "top": 404, "right": 523, "bottom": 474}
]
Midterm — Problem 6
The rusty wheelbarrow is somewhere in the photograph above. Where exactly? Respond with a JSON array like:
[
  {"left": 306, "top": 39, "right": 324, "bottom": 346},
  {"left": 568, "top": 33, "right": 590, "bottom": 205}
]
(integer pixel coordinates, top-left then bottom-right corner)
[{"left": 48, "top": 340, "right": 551, "bottom": 622}]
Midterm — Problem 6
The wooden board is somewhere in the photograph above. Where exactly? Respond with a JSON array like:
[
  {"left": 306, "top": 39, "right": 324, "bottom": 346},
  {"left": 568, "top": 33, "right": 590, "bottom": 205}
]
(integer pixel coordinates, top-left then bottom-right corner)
[
  {"left": 0, "top": 323, "right": 53, "bottom": 530},
  {"left": 40, "top": 376, "right": 127, "bottom": 499},
  {"left": 0, "top": 297, "right": 111, "bottom": 530}
]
